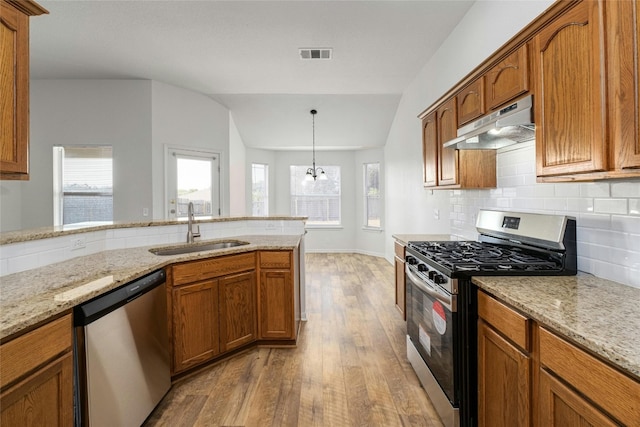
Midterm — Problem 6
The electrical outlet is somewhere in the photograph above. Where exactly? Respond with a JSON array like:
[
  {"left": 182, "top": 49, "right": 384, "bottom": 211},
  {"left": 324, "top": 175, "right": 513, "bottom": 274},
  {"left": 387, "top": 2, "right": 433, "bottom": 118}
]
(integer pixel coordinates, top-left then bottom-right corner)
[
  {"left": 71, "top": 237, "right": 86, "bottom": 251},
  {"left": 433, "top": 208, "right": 440, "bottom": 220},
  {"left": 142, "top": 208, "right": 149, "bottom": 217}
]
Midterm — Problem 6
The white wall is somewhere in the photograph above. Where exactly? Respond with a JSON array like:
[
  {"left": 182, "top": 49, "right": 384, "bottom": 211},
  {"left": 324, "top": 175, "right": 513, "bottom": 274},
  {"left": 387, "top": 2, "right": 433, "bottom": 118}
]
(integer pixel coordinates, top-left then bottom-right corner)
[
  {"left": 151, "top": 81, "right": 230, "bottom": 218},
  {"left": 229, "top": 114, "right": 246, "bottom": 216},
  {"left": 3, "top": 80, "right": 154, "bottom": 231},
  {"left": 383, "top": 0, "right": 553, "bottom": 262}
]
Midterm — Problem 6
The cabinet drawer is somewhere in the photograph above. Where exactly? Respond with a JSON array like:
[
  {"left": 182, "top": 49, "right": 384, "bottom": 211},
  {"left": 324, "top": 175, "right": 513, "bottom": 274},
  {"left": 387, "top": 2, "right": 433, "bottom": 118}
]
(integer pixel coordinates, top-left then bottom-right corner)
[
  {"left": 539, "top": 327, "right": 640, "bottom": 425},
  {"left": 172, "top": 252, "right": 256, "bottom": 286},
  {"left": 0, "top": 313, "right": 72, "bottom": 388},
  {"left": 394, "top": 241, "right": 405, "bottom": 259},
  {"left": 259, "top": 251, "right": 291, "bottom": 269},
  {"left": 477, "top": 291, "right": 529, "bottom": 351}
]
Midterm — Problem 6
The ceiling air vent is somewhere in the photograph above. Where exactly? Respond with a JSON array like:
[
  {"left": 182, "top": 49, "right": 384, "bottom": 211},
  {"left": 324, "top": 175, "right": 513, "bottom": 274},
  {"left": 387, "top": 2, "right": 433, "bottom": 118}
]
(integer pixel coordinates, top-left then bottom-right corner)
[{"left": 299, "top": 48, "right": 332, "bottom": 60}]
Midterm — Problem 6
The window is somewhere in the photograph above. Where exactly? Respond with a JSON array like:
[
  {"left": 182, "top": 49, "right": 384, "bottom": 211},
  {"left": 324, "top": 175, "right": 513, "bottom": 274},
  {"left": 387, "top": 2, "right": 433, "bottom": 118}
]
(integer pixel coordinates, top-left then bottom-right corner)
[
  {"left": 165, "top": 147, "right": 220, "bottom": 219},
  {"left": 53, "top": 146, "right": 113, "bottom": 226},
  {"left": 364, "top": 162, "right": 381, "bottom": 229},
  {"left": 290, "top": 165, "right": 341, "bottom": 226},
  {"left": 252, "top": 163, "right": 269, "bottom": 216}
]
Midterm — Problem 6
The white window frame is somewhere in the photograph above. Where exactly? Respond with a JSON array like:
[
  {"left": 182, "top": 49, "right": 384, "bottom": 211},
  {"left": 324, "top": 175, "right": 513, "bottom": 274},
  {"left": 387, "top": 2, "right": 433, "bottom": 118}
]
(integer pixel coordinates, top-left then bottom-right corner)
[
  {"left": 53, "top": 145, "right": 113, "bottom": 227},
  {"left": 363, "top": 162, "right": 382, "bottom": 230},
  {"left": 251, "top": 163, "right": 269, "bottom": 216}
]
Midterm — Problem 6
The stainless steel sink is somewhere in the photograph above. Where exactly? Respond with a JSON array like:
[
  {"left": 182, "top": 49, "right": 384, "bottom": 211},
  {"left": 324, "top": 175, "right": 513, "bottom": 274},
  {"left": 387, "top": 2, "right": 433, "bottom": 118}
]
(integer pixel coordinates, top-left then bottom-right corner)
[{"left": 149, "top": 240, "right": 249, "bottom": 256}]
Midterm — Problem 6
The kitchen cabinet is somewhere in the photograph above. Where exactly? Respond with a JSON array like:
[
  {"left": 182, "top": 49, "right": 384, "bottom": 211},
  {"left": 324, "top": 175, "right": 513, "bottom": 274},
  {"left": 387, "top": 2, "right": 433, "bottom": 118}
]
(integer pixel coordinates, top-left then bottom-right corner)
[
  {"left": 0, "top": 0, "right": 47, "bottom": 180},
  {"left": 485, "top": 44, "right": 529, "bottom": 111},
  {"left": 606, "top": 0, "right": 640, "bottom": 174},
  {"left": 538, "top": 326, "right": 640, "bottom": 426},
  {"left": 258, "top": 251, "right": 296, "bottom": 340},
  {"left": 171, "top": 279, "right": 220, "bottom": 373},
  {"left": 533, "top": 0, "right": 607, "bottom": 178},
  {"left": 170, "top": 252, "right": 256, "bottom": 374},
  {"left": 394, "top": 240, "right": 406, "bottom": 319},
  {"left": 0, "top": 313, "right": 73, "bottom": 426},
  {"left": 437, "top": 98, "right": 458, "bottom": 186},
  {"left": 422, "top": 111, "right": 438, "bottom": 187},
  {"left": 477, "top": 291, "right": 531, "bottom": 427},
  {"left": 219, "top": 271, "right": 256, "bottom": 352},
  {"left": 457, "top": 78, "right": 485, "bottom": 126},
  {"left": 421, "top": 98, "right": 497, "bottom": 189},
  {"left": 478, "top": 290, "right": 640, "bottom": 426}
]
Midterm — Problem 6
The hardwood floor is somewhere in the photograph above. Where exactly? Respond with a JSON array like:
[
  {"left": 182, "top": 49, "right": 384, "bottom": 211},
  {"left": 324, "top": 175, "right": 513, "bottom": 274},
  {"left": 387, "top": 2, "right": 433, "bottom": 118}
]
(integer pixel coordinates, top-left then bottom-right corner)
[{"left": 145, "top": 253, "right": 443, "bottom": 427}]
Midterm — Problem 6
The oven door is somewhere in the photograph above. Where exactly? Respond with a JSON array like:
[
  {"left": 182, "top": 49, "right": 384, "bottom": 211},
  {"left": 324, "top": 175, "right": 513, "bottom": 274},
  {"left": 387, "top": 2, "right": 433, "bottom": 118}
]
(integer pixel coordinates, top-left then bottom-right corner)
[{"left": 406, "top": 265, "right": 459, "bottom": 405}]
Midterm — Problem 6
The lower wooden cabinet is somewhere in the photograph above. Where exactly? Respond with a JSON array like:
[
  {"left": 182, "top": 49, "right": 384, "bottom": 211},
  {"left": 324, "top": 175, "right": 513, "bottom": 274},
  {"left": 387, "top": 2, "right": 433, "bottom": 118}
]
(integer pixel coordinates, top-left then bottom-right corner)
[
  {"left": 478, "top": 290, "right": 640, "bottom": 427},
  {"left": 0, "top": 313, "right": 73, "bottom": 426},
  {"left": 538, "top": 368, "right": 618, "bottom": 427},
  {"left": 477, "top": 292, "right": 531, "bottom": 427},
  {"left": 258, "top": 251, "right": 296, "bottom": 340},
  {"left": 172, "top": 279, "right": 220, "bottom": 373},
  {"left": 219, "top": 271, "right": 256, "bottom": 352}
]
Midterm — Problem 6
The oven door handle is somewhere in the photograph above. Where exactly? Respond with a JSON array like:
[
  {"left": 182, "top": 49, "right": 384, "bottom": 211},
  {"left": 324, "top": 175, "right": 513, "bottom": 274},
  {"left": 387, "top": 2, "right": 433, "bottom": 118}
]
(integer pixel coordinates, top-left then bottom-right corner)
[{"left": 406, "top": 267, "right": 456, "bottom": 312}]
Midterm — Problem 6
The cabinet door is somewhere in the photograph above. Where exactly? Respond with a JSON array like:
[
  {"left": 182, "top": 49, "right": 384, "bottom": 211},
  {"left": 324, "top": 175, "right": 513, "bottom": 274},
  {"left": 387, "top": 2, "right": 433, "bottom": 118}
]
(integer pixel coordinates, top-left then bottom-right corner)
[
  {"left": 607, "top": 0, "right": 640, "bottom": 171},
  {"left": 394, "top": 257, "right": 405, "bottom": 319},
  {"left": 0, "top": 2, "right": 29, "bottom": 178},
  {"left": 259, "top": 270, "right": 294, "bottom": 339},
  {"left": 538, "top": 369, "right": 618, "bottom": 427},
  {"left": 422, "top": 112, "right": 438, "bottom": 187},
  {"left": 477, "top": 321, "right": 530, "bottom": 427},
  {"left": 1, "top": 353, "right": 73, "bottom": 426},
  {"left": 219, "top": 271, "right": 256, "bottom": 352},
  {"left": 457, "top": 78, "right": 485, "bottom": 126},
  {"left": 172, "top": 280, "right": 219, "bottom": 373},
  {"left": 534, "top": 0, "right": 607, "bottom": 177},
  {"left": 437, "top": 98, "right": 458, "bottom": 186},
  {"left": 485, "top": 44, "right": 529, "bottom": 110}
]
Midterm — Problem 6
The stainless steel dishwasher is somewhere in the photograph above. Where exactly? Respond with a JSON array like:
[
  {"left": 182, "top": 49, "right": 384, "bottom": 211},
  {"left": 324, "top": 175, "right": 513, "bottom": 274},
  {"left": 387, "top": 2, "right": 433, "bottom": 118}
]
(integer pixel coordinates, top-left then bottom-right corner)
[{"left": 74, "top": 269, "right": 170, "bottom": 427}]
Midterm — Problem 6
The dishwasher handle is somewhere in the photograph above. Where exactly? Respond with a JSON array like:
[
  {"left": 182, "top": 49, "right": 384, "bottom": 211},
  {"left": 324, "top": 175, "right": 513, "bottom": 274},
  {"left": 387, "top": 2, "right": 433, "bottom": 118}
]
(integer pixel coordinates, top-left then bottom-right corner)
[{"left": 74, "top": 269, "right": 166, "bottom": 326}]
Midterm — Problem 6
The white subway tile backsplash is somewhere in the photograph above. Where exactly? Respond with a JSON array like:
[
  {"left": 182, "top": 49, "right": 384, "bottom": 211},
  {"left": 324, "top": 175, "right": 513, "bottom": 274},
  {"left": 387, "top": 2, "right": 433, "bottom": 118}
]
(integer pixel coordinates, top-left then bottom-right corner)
[
  {"left": 566, "top": 198, "right": 594, "bottom": 213},
  {"left": 611, "top": 181, "right": 640, "bottom": 198},
  {"left": 630, "top": 199, "right": 640, "bottom": 215},
  {"left": 594, "top": 198, "right": 628, "bottom": 215},
  {"left": 611, "top": 215, "right": 640, "bottom": 234},
  {"left": 581, "top": 182, "right": 610, "bottom": 198},
  {"left": 577, "top": 213, "right": 611, "bottom": 229}
]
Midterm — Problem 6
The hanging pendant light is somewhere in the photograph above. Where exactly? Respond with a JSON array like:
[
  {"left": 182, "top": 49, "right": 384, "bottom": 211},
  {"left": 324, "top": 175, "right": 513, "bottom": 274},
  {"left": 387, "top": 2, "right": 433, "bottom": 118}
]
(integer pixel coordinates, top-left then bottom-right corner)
[{"left": 305, "top": 109, "right": 327, "bottom": 181}]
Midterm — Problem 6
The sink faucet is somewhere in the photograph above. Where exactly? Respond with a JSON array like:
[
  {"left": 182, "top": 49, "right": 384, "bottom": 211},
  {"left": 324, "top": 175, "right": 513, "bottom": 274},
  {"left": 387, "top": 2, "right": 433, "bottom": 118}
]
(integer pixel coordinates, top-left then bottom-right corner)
[{"left": 186, "top": 202, "right": 201, "bottom": 243}]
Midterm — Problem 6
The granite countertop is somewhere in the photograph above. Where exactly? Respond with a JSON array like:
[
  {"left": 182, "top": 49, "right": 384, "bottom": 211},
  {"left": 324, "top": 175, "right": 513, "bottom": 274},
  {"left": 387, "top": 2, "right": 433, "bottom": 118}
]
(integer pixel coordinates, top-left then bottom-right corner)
[
  {"left": 0, "top": 235, "right": 301, "bottom": 340},
  {"left": 473, "top": 273, "right": 640, "bottom": 380}
]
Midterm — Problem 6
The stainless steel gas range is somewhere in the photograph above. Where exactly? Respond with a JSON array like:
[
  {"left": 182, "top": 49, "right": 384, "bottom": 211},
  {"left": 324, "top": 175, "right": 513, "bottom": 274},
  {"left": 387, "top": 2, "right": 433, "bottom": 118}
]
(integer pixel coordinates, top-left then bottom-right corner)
[{"left": 405, "top": 209, "right": 577, "bottom": 427}]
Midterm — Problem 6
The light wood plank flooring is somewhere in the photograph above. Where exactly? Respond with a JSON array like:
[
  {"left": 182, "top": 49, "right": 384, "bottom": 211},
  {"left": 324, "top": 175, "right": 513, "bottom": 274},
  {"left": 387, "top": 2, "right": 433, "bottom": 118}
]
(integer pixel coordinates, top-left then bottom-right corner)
[{"left": 145, "top": 253, "right": 443, "bottom": 427}]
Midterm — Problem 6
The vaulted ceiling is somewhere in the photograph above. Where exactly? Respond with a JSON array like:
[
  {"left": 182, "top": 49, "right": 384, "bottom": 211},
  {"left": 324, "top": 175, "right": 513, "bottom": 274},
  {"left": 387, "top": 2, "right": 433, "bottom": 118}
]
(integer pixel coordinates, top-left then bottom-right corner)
[{"left": 30, "top": 0, "right": 474, "bottom": 151}]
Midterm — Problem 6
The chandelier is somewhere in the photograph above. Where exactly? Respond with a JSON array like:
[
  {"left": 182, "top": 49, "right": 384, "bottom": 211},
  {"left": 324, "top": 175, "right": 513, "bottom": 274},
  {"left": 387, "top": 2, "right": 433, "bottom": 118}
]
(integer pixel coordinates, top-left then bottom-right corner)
[{"left": 305, "top": 109, "right": 327, "bottom": 181}]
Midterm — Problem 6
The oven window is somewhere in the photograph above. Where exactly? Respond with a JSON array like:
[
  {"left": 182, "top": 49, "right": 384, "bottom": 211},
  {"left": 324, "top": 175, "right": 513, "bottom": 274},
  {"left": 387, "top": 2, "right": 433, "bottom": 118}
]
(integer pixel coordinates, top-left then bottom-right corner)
[{"left": 407, "top": 280, "right": 457, "bottom": 404}]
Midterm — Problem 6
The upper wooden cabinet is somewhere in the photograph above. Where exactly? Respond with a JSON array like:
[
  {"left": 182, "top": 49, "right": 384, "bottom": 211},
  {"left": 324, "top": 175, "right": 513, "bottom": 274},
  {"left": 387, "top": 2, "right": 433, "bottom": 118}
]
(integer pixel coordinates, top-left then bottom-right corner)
[
  {"left": 0, "top": 0, "right": 48, "bottom": 180},
  {"left": 534, "top": 0, "right": 640, "bottom": 181},
  {"left": 437, "top": 98, "right": 459, "bottom": 186},
  {"left": 422, "top": 112, "right": 438, "bottom": 187},
  {"left": 457, "top": 78, "right": 485, "bottom": 126},
  {"left": 533, "top": 0, "right": 607, "bottom": 178},
  {"left": 420, "top": 98, "right": 496, "bottom": 189},
  {"left": 606, "top": 0, "right": 640, "bottom": 173},
  {"left": 485, "top": 44, "right": 529, "bottom": 111}
]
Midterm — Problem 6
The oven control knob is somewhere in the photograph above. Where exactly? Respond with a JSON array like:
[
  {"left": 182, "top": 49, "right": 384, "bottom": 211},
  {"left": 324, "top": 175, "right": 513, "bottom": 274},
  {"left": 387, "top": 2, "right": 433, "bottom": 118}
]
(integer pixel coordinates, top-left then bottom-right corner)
[
  {"left": 418, "top": 264, "right": 428, "bottom": 272},
  {"left": 428, "top": 270, "right": 436, "bottom": 280},
  {"left": 433, "top": 274, "right": 446, "bottom": 284},
  {"left": 406, "top": 256, "right": 418, "bottom": 265}
]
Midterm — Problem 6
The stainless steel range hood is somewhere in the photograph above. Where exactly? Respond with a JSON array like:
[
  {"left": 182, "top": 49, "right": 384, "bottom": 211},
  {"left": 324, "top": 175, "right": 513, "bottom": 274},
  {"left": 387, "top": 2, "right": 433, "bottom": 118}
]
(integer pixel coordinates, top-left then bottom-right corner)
[{"left": 443, "top": 94, "right": 534, "bottom": 150}]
